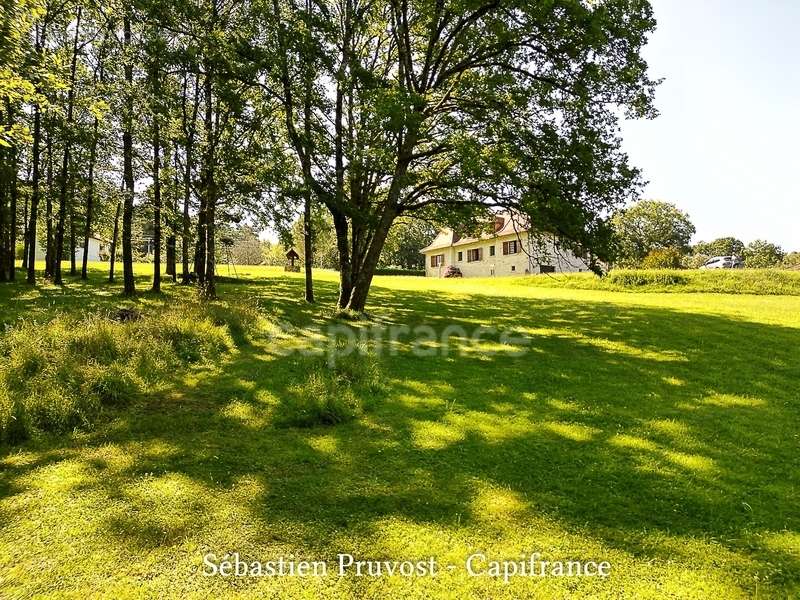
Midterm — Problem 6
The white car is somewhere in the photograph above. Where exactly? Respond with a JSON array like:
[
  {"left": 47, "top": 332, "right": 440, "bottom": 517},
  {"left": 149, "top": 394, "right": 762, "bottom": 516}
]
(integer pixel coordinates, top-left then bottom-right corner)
[{"left": 700, "top": 255, "right": 744, "bottom": 269}]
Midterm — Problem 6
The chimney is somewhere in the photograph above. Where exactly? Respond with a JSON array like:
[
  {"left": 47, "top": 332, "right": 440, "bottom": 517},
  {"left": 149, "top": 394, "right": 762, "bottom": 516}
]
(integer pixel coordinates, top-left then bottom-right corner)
[{"left": 494, "top": 215, "right": 505, "bottom": 232}]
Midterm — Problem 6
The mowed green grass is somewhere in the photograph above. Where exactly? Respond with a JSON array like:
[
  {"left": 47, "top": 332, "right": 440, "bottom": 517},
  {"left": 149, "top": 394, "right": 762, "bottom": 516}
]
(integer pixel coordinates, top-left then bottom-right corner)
[{"left": 1, "top": 263, "right": 799, "bottom": 598}]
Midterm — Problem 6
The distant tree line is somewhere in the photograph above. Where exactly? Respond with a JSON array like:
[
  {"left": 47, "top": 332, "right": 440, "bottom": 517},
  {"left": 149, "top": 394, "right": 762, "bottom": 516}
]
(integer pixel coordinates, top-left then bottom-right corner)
[{"left": 610, "top": 200, "right": 794, "bottom": 269}]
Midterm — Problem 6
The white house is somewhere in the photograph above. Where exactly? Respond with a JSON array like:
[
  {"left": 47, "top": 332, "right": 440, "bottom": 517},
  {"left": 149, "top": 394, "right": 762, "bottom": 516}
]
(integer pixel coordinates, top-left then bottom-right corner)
[
  {"left": 75, "top": 236, "right": 107, "bottom": 263},
  {"left": 420, "top": 212, "right": 590, "bottom": 278},
  {"left": 28, "top": 236, "right": 107, "bottom": 263}
]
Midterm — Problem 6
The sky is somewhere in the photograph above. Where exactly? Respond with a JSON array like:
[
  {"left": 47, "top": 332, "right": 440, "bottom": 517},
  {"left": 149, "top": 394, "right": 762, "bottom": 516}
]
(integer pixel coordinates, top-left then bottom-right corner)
[{"left": 620, "top": 0, "right": 800, "bottom": 250}]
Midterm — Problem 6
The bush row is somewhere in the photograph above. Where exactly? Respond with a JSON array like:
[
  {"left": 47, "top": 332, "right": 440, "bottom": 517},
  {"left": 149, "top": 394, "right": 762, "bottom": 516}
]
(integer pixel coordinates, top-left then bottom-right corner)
[{"left": 515, "top": 269, "right": 800, "bottom": 296}]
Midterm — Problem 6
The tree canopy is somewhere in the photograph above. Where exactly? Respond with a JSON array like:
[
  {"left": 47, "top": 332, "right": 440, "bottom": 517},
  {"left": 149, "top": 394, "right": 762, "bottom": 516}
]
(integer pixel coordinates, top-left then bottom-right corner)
[
  {"left": 611, "top": 200, "right": 695, "bottom": 267},
  {"left": 2, "top": 0, "right": 660, "bottom": 309}
]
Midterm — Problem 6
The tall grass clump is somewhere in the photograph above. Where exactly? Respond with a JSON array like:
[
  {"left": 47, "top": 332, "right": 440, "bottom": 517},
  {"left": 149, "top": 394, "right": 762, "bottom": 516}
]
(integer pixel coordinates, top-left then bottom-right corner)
[
  {"left": 277, "top": 343, "right": 385, "bottom": 427},
  {"left": 0, "top": 301, "right": 255, "bottom": 445}
]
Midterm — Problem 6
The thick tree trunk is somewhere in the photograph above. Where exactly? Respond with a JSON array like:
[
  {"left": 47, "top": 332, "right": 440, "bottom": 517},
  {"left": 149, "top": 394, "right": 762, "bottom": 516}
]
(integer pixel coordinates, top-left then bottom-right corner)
[
  {"left": 109, "top": 197, "right": 121, "bottom": 282},
  {"left": 81, "top": 116, "right": 98, "bottom": 279},
  {"left": 332, "top": 211, "right": 352, "bottom": 308},
  {"left": 194, "top": 190, "right": 206, "bottom": 282},
  {"left": 342, "top": 209, "right": 396, "bottom": 312},
  {"left": 121, "top": 10, "right": 136, "bottom": 296}
]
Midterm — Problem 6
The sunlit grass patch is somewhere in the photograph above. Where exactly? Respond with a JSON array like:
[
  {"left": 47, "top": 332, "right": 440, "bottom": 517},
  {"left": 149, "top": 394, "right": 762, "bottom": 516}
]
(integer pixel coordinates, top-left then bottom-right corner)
[{"left": 1, "top": 263, "right": 799, "bottom": 598}]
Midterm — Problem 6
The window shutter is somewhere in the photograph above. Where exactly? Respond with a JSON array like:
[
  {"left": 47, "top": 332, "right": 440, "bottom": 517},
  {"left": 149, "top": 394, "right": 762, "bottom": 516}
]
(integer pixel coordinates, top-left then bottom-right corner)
[{"left": 503, "top": 241, "right": 509, "bottom": 255}]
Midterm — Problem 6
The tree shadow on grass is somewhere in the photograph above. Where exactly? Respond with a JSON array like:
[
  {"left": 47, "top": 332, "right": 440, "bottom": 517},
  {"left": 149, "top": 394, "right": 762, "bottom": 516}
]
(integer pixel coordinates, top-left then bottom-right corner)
[{"left": 1, "top": 275, "right": 799, "bottom": 594}]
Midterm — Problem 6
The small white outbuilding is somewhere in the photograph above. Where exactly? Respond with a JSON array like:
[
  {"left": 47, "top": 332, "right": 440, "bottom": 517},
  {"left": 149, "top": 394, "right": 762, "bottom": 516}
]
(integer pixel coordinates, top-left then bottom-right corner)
[{"left": 75, "top": 236, "right": 106, "bottom": 263}]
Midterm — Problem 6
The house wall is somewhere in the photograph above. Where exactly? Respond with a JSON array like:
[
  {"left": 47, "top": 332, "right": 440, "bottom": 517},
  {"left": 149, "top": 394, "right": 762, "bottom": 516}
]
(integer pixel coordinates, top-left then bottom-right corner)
[
  {"left": 75, "top": 238, "right": 104, "bottom": 263},
  {"left": 424, "top": 233, "right": 589, "bottom": 278}
]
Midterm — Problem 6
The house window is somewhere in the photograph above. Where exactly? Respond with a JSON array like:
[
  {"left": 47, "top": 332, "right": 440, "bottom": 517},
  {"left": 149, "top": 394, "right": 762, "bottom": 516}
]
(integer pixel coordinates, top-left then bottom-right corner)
[
  {"left": 467, "top": 248, "right": 482, "bottom": 262},
  {"left": 489, "top": 245, "right": 495, "bottom": 257},
  {"left": 540, "top": 265, "right": 556, "bottom": 274},
  {"left": 502, "top": 240, "right": 519, "bottom": 255},
  {"left": 430, "top": 254, "right": 444, "bottom": 267},
  {"left": 457, "top": 251, "right": 463, "bottom": 261},
  {"left": 511, "top": 265, "right": 516, "bottom": 272}
]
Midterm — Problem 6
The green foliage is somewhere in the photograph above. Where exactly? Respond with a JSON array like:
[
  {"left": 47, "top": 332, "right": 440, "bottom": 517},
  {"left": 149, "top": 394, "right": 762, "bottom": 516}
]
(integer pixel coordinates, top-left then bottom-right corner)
[
  {"left": 379, "top": 219, "right": 436, "bottom": 270},
  {"left": 783, "top": 252, "right": 800, "bottom": 270},
  {"left": 612, "top": 200, "right": 696, "bottom": 266},
  {"left": 641, "top": 247, "right": 684, "bottom": 269},
  {"left": 608, "top": 270, "right": 689, "bottom": 287},
  {"left": 373, "top": 268, "right": 425, "bottom": 277},
  {"left": 277, "top": 344, "right": 384, "bottom": 428},
  {"left": 744, "top": 239, "right": 784, "bottom": 268},
  {"left": 0, "top": 302, "right": 253, "bottom": 444},
  {"left": 290, "top": 210, "right": 339, "bottom": 270},
  {"left": 693, "top": 237, "right": 745, "bottom": 257},
  {"left": 224, "top": 226, "right": 264, "bottom": 265},
  {"left": 514, "top": 268, "right": 800, "bottom": 296}
]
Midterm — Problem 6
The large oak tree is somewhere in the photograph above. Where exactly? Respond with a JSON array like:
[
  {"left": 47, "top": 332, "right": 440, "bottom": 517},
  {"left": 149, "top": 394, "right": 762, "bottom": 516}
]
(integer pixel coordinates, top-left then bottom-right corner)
[{"left": 261, "top": 0, "right": 658, "bottom": 310}]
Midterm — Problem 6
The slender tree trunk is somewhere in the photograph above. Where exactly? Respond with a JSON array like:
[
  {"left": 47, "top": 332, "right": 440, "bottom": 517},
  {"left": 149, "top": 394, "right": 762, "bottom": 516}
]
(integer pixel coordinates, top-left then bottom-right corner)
[
  {"left": 0, "top": 141, "right": 6, "bottom": 283},
  {"left": 201, "top": 63, "right": 216, "bottom": 299},
  {"left": 26, "top": 23, "right": 46, "bottom": 284},
  {"left": 194, "top": 191, "right": 206, "bottom": 282},
  {"left": 151, "top": 102, "right": 162, "bottom": 293},
  {"left": 109, "top": 196, "right": 121, "bottom": 282},
  {"left": 181, "top": 73, "right": 199, "bottom": 285},
  {"left": 9, "top": 157, "right": 17, "bottom": 280},
  {"left": 22, "top": 181, "right": 29, "bottom": 271},
  {"left": 69, "top": 181, "right": 76, "bottom": 276},
  {"left": 2, "top": 100, "right": 17, "bottom": 280},
  {"left": 81, "top": 116, "right": 98, "bottom": 279},
  {"left": 302, "top": 20, "right": 314, "bottom": 303},
  {"left": 165, "top": 147, "right": 177, "bottom": 280},
  {"left": 182, "top": 142, "right": 193, "bottom": 283},
  {"left": 303, "top": 195, "right": 314, "bottom": 302},
  {"left": 121, "top": 9, "right": 136, "bottom": 296},
  {"left": 44, "top": 129, "right": 53, "bottom": 277},
  {"left": 54, "top": 6, "right": 82, "bottom": 286}
]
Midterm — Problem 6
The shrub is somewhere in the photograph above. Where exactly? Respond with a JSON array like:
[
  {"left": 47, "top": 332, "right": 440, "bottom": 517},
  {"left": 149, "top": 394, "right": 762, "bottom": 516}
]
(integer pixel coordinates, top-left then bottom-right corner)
[
  {"left": 373, "top": 268, "right": 425, "bottom": 277},
  {"left": 641, "top": 247, "right": 684, "bottom": 269},
  {"left": 608, "top": 270, "right": 689, "bottom": 287},
  {"left": 277, "top": 344, "right": 385, "bottom": 428},
  {"left": 0, "top": 302, "right": 252, "bottom": 445},
  {"left": 744, "top": 240, "right": 784, "bottom": 268},
  {"left": 782, "top": 252, "right": 800, "bottom": 270}
]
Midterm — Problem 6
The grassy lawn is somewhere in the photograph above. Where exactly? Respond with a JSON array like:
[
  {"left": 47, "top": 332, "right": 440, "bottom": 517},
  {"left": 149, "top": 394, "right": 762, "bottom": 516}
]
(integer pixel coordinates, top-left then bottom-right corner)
[{"left": 1, "top": 263, "right": 799, "bottom": 598}]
